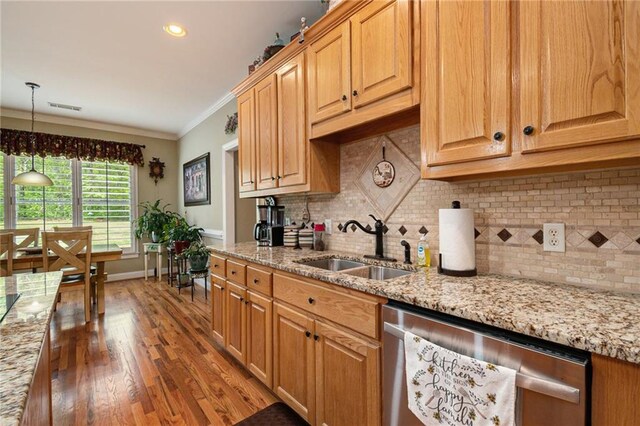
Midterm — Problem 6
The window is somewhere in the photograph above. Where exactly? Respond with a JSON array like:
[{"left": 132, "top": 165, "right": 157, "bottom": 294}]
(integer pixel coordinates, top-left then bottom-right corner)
[{"left": 0, "top": 154, "right": 137, "bottom": 254}]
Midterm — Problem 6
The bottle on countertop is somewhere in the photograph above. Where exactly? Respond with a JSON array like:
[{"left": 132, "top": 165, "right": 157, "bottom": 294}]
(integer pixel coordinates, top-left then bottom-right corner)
[
  {"left": 417, "top": 234, "right": 430, "bottom": 267},
  {"left": 313, "top": 223, "right": 326, "bottom": 251}
]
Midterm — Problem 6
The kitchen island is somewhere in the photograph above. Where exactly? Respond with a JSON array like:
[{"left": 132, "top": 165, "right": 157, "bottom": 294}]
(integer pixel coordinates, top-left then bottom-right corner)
[{"left": 0, "top": 272, "right": 62, "bottom": 426}]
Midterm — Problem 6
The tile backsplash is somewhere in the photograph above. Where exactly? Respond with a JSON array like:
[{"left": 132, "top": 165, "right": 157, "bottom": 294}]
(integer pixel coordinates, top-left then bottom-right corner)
[{"left": 278, "top": 125, "right": 640, "bottom": 293}]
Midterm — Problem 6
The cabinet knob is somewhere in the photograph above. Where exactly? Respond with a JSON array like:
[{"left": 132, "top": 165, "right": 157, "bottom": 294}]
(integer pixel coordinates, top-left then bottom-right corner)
[
  {"left": 313, "top": 334, "right": 320, "bottom": 341},
  {"left": 305, "top": 331, "right": 311, "bottom": 338},
  {"left": 523, "top": 126, "right": 535, "bottom": 136},
  {"left": 271, "top": 177, "right": 276, "bottom": 181},
  {"left": 214, "top": 264, "right": 219, "bottom": 268},
  {"left": 308, "top": 297, "right": 315, "bottom": 305},
  {"left": 249, "top": 180, "right": 254, "bottom": 184},
  {"left": 253, "top": 278, "right": 259, "bottom": 284},
  {"left": 231, "top": 270, "right": 236, "bottom": 275},
  {"left": 493, "top": 132, "right": 504, "bottom": 141},
  {"left": 341, "top": 95, "right": 347, "bottom": 101},
  {"left": 277, "top": 175, "right": 282, "bottom": 180},
  {"left": 239, "top": 296, "right": 244, "bottom": 301},
  {"left": 352, "top": 90, "right": 358, "bottom": 97},
  {"left": 245, "top": 300, "right": 249, "bottom": 305}
]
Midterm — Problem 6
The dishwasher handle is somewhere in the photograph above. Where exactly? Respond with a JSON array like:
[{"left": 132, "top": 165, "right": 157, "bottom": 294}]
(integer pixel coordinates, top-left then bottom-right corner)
[{"left": 384, "top": 322, "right": 581, "bottom": 405}]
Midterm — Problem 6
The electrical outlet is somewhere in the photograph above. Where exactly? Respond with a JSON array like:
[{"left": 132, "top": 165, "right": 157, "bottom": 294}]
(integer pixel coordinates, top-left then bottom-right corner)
[
  {"left": 543, "top": 223, "right": 565, "bottom": 252},
  {"left": 324, "top": 219, "right": 332, "bottom": 235}
]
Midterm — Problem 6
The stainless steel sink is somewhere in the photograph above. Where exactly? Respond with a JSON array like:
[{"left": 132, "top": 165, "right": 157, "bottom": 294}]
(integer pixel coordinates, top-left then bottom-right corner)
[
  {"left": 297, "top": 258, "right": 366, "bottom": 271},
  {"left": 344, "top": 265, "right": 413, "bottom": 280}
]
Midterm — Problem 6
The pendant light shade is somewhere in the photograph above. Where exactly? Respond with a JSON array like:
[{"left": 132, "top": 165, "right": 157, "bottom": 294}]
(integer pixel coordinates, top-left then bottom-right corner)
[
  {"left": 11, "top": 82, "right": 53, "bottom": 187},
  {"left": 12, "top": 169, "right": 54, "bottom": 186}
]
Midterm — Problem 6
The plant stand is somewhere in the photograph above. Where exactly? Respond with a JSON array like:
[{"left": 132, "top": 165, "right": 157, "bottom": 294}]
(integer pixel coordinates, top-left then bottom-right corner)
[{"left": 143, "top": 243, "right": 163, "bottom": 282}]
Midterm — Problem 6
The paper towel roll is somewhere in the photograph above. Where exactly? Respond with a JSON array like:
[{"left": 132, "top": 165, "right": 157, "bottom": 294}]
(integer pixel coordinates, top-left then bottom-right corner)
[{"left": 438, "top": 208, "right": 476, "bottom": 273}]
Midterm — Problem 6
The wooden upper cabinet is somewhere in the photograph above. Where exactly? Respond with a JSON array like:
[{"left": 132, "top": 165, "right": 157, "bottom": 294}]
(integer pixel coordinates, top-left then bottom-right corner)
[
  {"left": 351, "top": 0, "right": 412, "bottom": 109},
  {"left": 254, "top": 75, "right": 278, "bottom": 190},
  {"left": 315, "top": 321, "right": 381, "bottom": 426},
  {"left": 520, "top": 0, "right": 640, "bottom": 153},
  {"left": 422, "top": 0, "right": 511, "bottom": 166},
  {"left": 277, "top": 53, "right": 307, "bottom": 188},
  {"left": 237, "top": 90, "right": 256, "bottom": 192},
  {"left": 308, "top": 21, "right": 351, "bottom": 124},
  {"left": 273, "top": 302, "right": 315, "bottom": 422}
]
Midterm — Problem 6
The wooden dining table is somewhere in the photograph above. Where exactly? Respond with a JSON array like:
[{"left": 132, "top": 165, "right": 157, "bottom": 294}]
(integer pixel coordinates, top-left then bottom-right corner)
[{"left": 12, "top": 243, "right": 123, "bottom": 315}]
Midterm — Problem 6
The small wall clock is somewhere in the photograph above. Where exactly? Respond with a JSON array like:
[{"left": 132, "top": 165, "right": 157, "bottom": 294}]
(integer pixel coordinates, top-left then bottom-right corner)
[{"left": 149, "top": 157, "right": 165, "bottom": 185}]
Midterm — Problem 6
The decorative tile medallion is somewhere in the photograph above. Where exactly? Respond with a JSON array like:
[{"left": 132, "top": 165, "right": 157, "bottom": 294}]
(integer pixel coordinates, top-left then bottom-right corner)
[
  {"left": 354, "top": 135, "right": 420, "bottom": 221},
  {"left": 383, "top": 225, "right": 389, "bottom": 234},
  {"left": 350, "top": 224, "right": 357, "bottom": 232},
  {"left": 497, "top": 229, "right": 513, "bottom": 242},
  {"left": 337, "top": 223, "right": 343, "bottom": 232},
  {"left": 419, "top": 226, "right": 429, "bottom": 235},
  {"left": 532, "top": 230, "right": 544, "bottom": 245},
  {"left": 588, "top": 231, "right": 608, "bottom": 248},
  {"left": 474, "top": 228, "right": 481, "bottom": 239},
  {"left": 365, "top": 224, "right": 372, "bottom": 232},
  {"left": 398, "top": 225, "right": 407, "bottom": 236}
]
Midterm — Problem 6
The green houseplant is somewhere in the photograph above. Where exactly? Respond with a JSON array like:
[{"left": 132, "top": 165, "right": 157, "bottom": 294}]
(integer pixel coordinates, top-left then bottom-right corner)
[
  {"left": 163, "top": 215, "right": 204, "bottom": 254},
  {"left": 134, "top": 200, "right": 174, "bottom": 243},
  {"left": 180, "top": 241, "right": 210, "bottom": 271}
]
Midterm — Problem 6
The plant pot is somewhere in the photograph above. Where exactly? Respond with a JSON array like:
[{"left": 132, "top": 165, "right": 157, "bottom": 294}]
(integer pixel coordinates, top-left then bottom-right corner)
[
  {"left": 189, "top": 254, "right": 208, "bottom": 271},
  {"left": 174, "top": 240, "right": 190, "bottom": 255},
  {"left": 151, "top": 231, "right": 160, "bottom": 243}
]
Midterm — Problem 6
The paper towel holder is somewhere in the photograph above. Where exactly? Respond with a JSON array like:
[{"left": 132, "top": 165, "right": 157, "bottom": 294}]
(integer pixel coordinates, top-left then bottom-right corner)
[{"left": 437, "top": 253, "right": 477, "bottom": 277}]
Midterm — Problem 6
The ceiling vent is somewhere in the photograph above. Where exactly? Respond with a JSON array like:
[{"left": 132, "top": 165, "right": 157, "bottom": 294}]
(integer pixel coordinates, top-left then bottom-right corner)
[{"left": 48, "top": 102, "right": 82, "bottom": 112}]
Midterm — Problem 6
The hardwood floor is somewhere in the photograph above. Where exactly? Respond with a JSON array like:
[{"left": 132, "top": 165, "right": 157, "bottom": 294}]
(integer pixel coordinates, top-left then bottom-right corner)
[{"left": 50, "top": 278, "right": 277, "bottom": 425}]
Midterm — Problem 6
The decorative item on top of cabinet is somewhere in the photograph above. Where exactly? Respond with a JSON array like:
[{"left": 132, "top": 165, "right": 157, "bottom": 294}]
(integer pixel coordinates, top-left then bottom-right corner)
[{"left": 421, "top": 0, "right": 640, "bottom": 180}]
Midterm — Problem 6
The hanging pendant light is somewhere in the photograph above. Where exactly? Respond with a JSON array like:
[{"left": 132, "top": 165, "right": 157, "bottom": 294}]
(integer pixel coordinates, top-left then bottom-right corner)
[{"left": 12, "top": 82, "right": 53, "bottom": 187}]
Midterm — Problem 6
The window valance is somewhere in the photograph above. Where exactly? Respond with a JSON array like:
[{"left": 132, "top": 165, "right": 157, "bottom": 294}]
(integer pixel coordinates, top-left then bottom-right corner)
[{"left": 0, "top": 128, "right": 145, "bottom": 166}]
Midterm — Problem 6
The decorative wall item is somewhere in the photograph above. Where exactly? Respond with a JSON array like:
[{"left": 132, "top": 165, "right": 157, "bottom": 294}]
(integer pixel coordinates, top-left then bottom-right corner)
[
  {"left": 148, "top": 157, "right": 165, "bottom": 185},
  {"left": 225, "top": 112, "right": 238, "bottom": 135},
  {"left": 263, "top": 33, "right": 286, "bottom": 61},
  {"left": 373, "top": 140, "right": 395, "bottom": 188},
  {"left": 183, "top": 153, "right": 210, "bottom": 206},
  {"left": 354, "top": 135, "right": 420, "bottom": 221}
]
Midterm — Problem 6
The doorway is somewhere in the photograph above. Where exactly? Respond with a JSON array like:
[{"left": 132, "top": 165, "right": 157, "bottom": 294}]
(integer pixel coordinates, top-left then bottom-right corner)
[{"left": 222, "top": 140, "right": 255, "bottom": 244}]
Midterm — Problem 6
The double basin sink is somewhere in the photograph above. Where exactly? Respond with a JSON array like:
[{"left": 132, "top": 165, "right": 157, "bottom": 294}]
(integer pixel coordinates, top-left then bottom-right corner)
[{"left": 297, "top": 257, "right": 413, "bottom": 281}]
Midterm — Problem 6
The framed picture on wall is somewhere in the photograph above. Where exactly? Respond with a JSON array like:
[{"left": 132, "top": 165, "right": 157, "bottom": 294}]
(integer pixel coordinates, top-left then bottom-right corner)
[{"left": 183, "top": 153, "right": 211, "bottom": 206}]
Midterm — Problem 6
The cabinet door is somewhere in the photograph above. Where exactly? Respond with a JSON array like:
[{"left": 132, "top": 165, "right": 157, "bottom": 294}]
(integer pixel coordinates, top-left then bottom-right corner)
[
  {"left": 308, "top": 21, "right": 351, "bottom": 124},
  {"left": 422, "top": 0, "right": 511, "bottom": 166},
  {"left": 315, "top": 321, "right": 381, "bottom": 426},
  {"left": 237, "top": 90, "right": 256, "bottom": 192},
  {"left": 351, "top": 0, "right": 412, "bottom": 108},
  {"left": 254, "top": 75, "right": 279, "bottom": 190},
  {"left": 520, "top": 0, "right": 640, "bottom": 153},
  {"left": 273, "top": 302, "right": 315, "bottom": 422},
  {"left": 246, "top": 290, "right": 273, "bottom": 388},
  {"left": 211, "top": 276, "right": 226, "bottom": 346},
  {"left": 277, "top": 53, "right": 307, "bottom": 188},
  {"left": 225, "top": 281, "right": 247, "bottom": 364}
]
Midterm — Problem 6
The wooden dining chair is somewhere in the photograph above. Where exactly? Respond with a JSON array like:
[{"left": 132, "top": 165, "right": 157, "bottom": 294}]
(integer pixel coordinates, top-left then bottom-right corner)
[
  {"left": 0, "top": 227, "right": 39, "bottom": 248},
  {"left": 0, "top": 233, "right": 14, "bottom": 277},
  {"left": 42, "top": 230, "right": 93, "bottom": 323},
  {"left": 53, "top": 226, "right": 93, "bottom": 232}
]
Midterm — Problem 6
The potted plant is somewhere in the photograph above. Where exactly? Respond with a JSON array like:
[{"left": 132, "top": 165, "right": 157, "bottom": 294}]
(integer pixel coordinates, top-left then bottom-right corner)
[
  {"left": 134, "top": 200, "right": 173, "bottom": 243},
  {"left": 164, "top": 216, "right": 203, "bottom": 254},
  {"left": 181, "top": 241, "right": 210, "bottom": 271}
]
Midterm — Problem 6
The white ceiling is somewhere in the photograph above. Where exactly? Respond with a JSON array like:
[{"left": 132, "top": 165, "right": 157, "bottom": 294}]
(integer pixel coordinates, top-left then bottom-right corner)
[{"left": 1, "top": 1, "right": 324, "bottom": 138}]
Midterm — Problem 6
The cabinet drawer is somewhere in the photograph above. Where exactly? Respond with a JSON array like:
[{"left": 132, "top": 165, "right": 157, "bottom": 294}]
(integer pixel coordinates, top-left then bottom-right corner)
[
  {"left": 226, "top": 259, "right": 246, "bottom": 285},
  {"left": 273, "top": 273, "right": 380, "bottom": 339},
  {"left": 247, "top": 265, "right": 273, "bottom": 297},
  {"left": 210, "top": 254, "right": 226, "bottom": 278}
]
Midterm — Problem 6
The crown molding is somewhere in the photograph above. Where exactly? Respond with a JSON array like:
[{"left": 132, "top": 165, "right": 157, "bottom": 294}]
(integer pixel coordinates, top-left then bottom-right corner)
[
  {"left": 0, "top": 108, "right": 177, "bottom": 141},
  {"left": 178, "top": 92, "right": 236, "bottom": 139}
]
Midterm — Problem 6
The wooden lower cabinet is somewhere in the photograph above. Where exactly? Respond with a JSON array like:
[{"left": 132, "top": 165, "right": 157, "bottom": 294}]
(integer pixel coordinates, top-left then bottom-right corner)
[
  {"left": 315, "top": 321, "right": 381, "bottom": 426},
  {"left": 273, "top": 301, "right": 316, "bottom": 422},
  {"left": 246, "top": 290, "right": 273, "bottom": 388},
  {"left": 211, "top": 275, "right": 226, "bottom": 346},
  {"left": 591, "top": 353, "right": 640, "bottom": 425},
  {"left": 225, "top": 281, "right": 247, "bottom": 364}
]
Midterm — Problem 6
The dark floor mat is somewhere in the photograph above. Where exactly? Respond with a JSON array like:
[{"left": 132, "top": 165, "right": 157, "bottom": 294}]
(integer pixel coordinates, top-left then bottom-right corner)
[{"left": 234, "top": 402, "right": 308, "bottom": 426}]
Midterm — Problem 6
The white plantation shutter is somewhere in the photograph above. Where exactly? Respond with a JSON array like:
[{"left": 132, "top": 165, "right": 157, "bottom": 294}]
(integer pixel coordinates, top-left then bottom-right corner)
[
  {"left": 14, "top": 156, "right": 74, "bottom": 230},
  {"left": 81, "top": 161, "right": 133, "bottom": 250}
]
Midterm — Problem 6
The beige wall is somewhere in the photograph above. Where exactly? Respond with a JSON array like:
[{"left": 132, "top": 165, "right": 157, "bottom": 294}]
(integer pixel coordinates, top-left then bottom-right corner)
[
  {"left": 234, "top": 151, "right": 256, "bottom": 242},
  {"left": 279, "top": 125, "right": 640, "bottom": 293},
  {"left": 0, "top": 115, "right": 179, "bottom": 276},
  {"left": 178, "top": 100, "right": 237, "bottom": 232}
]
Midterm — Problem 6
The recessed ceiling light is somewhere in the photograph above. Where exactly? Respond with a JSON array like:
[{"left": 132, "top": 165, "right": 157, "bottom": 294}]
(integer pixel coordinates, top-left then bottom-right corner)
[{"left": 163, "top": 23, "right": 187, "bottom": 38}]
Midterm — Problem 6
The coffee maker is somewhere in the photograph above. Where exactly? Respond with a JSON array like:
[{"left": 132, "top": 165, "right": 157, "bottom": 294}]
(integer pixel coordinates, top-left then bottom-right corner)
[{"left": 254, "top": 199, "right": 284, "bottom": 247}]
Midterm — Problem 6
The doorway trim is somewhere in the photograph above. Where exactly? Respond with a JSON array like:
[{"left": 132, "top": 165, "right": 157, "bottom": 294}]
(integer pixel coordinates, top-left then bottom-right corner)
[{"left": 222, "top": 139, "right": 238, "bottom": 245}]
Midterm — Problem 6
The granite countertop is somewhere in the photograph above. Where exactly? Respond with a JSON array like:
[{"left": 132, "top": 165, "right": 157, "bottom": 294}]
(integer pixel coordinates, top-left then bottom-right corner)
[
  {"left": 210, "top": 243, "right": 640, "bottom": 364},
  {"left": 0, "top": 272, "right": 63, "bottom": 426}
]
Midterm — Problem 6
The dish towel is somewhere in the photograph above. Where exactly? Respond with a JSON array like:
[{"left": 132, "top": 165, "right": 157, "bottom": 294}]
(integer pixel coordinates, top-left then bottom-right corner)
[{"left": 404, "top": 331, "right": 517, "bottom": 426}]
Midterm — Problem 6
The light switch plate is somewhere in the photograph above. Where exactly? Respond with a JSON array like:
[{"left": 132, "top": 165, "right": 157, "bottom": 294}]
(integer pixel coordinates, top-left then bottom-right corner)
[{"left": 324, "top": 219, "right": 332, "bottom": 235}]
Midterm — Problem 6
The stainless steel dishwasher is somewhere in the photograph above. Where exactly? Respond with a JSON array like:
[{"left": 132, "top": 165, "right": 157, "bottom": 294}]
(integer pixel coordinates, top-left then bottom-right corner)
[{"left": 383, "top": 302, "right": 590, "bottom": 425}]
